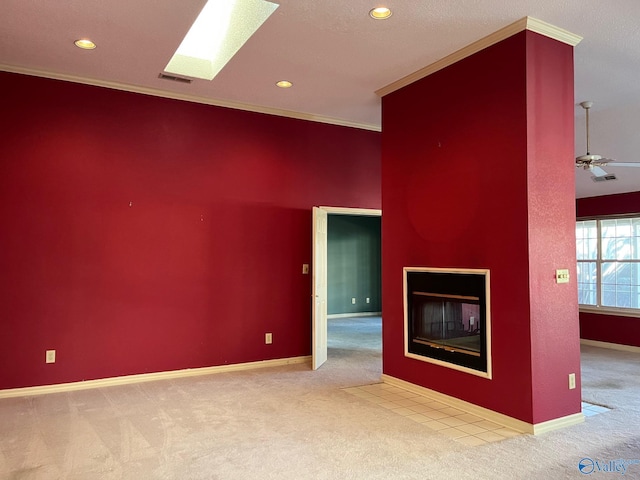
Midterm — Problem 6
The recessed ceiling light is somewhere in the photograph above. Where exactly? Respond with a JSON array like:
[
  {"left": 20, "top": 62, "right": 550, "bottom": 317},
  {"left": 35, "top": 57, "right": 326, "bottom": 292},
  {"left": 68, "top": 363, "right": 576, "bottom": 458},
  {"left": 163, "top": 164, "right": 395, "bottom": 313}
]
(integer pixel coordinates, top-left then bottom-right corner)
[
  {"left": 369, "top": 7, "right": 392, "bottom": 19},
  {"left": 165, "top": 0, "right": 279, "bottom": 81},
  {"left": 276, "top": 80, "right": 293, "bottom": 88},
  {"left": 74, "top": 39, "right": 96, "bottom": 50}
]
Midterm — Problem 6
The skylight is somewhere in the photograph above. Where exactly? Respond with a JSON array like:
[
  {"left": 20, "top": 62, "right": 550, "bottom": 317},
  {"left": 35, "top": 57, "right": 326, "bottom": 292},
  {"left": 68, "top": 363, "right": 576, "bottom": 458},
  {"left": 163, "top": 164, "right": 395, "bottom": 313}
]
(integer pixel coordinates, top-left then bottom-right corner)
[{"left": 164, "top": 0, "right": 279, "bottom": 81}]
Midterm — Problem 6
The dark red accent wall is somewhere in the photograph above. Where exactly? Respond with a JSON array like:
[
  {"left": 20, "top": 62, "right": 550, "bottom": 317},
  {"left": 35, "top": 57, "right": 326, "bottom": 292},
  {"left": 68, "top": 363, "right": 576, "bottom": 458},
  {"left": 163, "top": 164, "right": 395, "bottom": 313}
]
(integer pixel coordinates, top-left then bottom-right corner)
[
  {"left": 0, "top": 72, "right": 381, "bottom": 390},
  {"left": 381, "top": 31, "right": 580, "bottom": 424},
  {"left": 577, "top": 191, "right": 640, "bottom": 218},
  {"left": 577, "top": 191, "right": 640, "bottom": 347}
]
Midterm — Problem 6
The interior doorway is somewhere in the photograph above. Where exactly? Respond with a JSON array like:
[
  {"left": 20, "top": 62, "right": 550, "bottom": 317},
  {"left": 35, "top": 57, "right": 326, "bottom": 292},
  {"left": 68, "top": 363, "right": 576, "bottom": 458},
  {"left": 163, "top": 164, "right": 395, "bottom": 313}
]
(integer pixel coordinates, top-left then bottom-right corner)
[{"left": 312, "top": 206, "right": 382, "bottom": 370}]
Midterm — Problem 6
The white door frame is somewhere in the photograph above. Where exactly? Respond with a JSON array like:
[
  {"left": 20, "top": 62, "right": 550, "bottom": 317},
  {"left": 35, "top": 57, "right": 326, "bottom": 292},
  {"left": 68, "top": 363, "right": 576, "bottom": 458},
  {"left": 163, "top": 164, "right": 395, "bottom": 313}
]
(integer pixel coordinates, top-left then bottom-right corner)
[{"left": 311, "top": 206, "right": 382, "bottom": 370}]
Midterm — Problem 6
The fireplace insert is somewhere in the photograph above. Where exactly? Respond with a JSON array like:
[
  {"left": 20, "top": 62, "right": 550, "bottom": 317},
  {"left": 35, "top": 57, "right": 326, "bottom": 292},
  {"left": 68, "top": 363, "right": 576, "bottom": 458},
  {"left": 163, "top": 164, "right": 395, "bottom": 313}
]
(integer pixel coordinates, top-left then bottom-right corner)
[{"left": 403, "top": 267, "right": 491, "bottom": 377}]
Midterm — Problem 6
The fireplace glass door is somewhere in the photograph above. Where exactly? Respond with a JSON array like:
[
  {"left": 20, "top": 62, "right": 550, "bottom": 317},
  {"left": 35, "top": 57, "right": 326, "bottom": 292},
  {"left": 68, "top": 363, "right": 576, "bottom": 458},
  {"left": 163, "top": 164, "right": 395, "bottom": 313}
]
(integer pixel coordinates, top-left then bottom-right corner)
[{"left": 411, "top": 293, "right": 481, "bottom": 356}]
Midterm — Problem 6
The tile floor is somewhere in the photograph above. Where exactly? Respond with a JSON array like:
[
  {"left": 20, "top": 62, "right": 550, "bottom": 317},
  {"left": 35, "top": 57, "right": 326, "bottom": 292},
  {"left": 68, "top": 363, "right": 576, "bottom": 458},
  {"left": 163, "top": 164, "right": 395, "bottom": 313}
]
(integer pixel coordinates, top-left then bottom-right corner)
[
  {"left": 582, "top": 401, "right": 611, "bottom": 417},
  {"left": 344, "top": 383, "right": 610, "bottom": 446}
]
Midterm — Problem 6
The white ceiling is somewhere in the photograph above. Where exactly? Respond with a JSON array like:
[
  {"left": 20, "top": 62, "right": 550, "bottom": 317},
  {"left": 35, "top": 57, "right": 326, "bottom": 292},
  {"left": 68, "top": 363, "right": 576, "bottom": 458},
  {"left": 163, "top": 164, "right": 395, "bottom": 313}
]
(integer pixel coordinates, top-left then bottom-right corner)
[{"left": 2, "top": 0, "right": 639, "bottom": 199}]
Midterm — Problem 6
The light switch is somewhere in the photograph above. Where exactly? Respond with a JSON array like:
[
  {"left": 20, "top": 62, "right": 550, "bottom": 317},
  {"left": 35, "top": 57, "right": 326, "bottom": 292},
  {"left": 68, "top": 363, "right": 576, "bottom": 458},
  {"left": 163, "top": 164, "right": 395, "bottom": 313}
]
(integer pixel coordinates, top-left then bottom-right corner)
[
  {"left": 556, "top": 269, "right": 570, "bottom": 284},
  {"left": 302, "top": 264, "right": 309, "bottom": 274}
]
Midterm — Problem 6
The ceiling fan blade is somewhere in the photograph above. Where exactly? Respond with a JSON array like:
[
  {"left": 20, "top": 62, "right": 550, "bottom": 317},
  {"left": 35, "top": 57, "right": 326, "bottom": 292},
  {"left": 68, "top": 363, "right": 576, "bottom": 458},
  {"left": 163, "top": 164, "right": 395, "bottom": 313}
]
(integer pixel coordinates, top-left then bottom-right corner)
[
  {"left": 590, "top": 166, "right": 609, "bottom": 177},
  {"left": 607, "top": 162, "right": 640, "bottom": 168},
  {"left": 594, "top": 158, "right": 615, "bottom": 165}
]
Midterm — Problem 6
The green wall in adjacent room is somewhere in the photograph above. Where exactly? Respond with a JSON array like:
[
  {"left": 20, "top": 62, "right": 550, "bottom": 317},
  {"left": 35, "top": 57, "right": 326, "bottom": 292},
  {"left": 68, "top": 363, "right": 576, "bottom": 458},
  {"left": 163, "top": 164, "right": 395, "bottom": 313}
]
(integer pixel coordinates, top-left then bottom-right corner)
[{"left": 327, "top": 215, "right": 381, "bottom": 315}]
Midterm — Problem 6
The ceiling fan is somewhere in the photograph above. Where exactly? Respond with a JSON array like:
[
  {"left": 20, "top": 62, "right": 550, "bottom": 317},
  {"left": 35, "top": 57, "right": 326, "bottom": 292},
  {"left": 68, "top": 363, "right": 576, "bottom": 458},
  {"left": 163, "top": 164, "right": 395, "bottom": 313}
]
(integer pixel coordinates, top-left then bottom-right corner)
[{"left": 576, "top": 101, "right": 640, "bottom": 180}]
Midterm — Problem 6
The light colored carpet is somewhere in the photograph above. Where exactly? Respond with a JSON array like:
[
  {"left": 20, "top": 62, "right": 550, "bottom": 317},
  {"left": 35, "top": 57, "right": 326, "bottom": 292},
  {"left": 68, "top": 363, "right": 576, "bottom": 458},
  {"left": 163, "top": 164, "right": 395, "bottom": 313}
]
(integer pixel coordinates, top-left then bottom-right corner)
[{"left": 1, "top": 316, "right": 639, "bottom": 479}]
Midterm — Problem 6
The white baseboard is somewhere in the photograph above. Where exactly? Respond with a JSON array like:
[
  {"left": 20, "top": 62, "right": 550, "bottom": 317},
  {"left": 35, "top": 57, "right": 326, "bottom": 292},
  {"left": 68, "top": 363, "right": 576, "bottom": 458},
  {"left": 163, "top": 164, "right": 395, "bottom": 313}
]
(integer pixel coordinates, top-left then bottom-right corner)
[
  {"left": 0, "top": 356, "right": 311, "bottom": 399},
  {"left": 381, "top": 374, "right": 584, "bottom": 435},
  {"left": 531, "top": 412, "right": 585, "bottom": 435},
  {"left": 327, "top": 312, "right": 382, "bottom": 319},
  {"left": 580, "top": 339, "right": 640, "bottom": 353}
]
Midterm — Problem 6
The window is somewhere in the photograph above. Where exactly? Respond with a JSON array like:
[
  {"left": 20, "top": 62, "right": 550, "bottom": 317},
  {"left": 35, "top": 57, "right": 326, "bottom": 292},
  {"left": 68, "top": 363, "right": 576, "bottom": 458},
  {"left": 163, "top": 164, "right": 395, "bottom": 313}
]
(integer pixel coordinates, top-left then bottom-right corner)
[{"left": 576, "top": 217, "right": 640, "bottom": 312}]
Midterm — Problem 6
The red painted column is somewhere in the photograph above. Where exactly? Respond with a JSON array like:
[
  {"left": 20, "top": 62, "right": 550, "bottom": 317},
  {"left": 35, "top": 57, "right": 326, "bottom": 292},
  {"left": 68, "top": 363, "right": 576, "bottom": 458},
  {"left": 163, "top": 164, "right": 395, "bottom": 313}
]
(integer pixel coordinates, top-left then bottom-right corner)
[
  {"left": 381, "top": 30, "right": 580, "bottom": 425},
  {"left": 526, "top": 32, "right": 581, "bottom": 424}
]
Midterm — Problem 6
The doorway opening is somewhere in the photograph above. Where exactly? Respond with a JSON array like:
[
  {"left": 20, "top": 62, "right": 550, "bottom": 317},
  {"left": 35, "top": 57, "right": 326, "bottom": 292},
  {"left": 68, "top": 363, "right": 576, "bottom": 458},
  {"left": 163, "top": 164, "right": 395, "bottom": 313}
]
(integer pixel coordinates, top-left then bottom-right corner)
[{"left": 312, "top": 207, "right": 381, "bottom": 370}]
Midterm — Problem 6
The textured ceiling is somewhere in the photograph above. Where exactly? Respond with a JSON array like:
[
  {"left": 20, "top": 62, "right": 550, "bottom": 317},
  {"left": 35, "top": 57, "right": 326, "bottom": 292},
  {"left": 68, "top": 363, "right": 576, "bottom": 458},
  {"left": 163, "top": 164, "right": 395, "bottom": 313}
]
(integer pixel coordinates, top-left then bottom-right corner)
[{"left": 1, "top": 0, "right": 639, "bottom": 199}]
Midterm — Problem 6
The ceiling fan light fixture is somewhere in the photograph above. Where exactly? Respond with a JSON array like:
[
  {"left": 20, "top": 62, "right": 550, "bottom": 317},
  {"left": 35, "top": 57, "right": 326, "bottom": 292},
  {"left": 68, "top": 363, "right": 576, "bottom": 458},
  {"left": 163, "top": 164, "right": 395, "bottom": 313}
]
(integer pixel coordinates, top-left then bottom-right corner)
[
  {"left": 369, "top": 7, "right": 392, "bottom": 19},
  {"left": 575, "top": 101, "right": 640, "bottom": 180},
  {"left": 74, "top": 39, "right": 96, "bottom": 50},
  {"left": 576, "top": 153, "right": 604, "bottom": 163},
  {"left": 576, "top": 100, "right": 611, "bottom": 171}
]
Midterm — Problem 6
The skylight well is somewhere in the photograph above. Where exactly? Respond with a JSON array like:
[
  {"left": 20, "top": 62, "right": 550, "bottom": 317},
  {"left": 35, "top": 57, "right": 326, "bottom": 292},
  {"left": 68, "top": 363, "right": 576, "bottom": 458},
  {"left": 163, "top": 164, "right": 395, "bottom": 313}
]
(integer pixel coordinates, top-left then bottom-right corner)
[{"left": 164, "top": 0, "right": 279, "bottom": 81}]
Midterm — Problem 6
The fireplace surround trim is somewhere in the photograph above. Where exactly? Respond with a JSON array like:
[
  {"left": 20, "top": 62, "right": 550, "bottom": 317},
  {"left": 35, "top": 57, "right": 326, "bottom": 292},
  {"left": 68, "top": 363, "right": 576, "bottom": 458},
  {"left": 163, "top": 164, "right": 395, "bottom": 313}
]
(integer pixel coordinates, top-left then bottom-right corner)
[{"left": 403, "top": 266, "right": 492, "bottom": 379}]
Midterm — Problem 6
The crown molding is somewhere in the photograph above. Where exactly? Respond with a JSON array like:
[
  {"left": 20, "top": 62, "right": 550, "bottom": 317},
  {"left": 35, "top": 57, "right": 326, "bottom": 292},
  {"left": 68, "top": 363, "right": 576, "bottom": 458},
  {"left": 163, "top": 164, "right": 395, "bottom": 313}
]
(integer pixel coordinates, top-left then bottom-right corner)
[
  {"left": 376, "top": 16, "right": 583, "bottom": 98},
  {"left": 0, "top": 64, "right": 381, "bottom": 132},
  {"left": 524, "top": 16, "right": 583, "bottom": 47}
]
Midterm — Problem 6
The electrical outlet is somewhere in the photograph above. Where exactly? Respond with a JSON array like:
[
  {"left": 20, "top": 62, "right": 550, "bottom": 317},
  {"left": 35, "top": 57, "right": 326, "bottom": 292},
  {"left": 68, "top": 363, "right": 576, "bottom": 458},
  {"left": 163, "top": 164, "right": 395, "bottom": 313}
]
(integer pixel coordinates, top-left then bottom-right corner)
[
  {"left": 366, "top": 297, "right": 370, "bottom": 304},
  {"left": 265, "top": 333, "right": 272, "bottom": 344},
  {"left": 302, "top": 264, "right": 309, "bottom": 274},
  {"left": 568, "top": 373, "right": 576, "bottom": 390},
  {"left": 351, "top": 298, "right": 356, "bottom": 304},
  {"left": 45, "top": 350, "right": 56, "bottom": 364}
]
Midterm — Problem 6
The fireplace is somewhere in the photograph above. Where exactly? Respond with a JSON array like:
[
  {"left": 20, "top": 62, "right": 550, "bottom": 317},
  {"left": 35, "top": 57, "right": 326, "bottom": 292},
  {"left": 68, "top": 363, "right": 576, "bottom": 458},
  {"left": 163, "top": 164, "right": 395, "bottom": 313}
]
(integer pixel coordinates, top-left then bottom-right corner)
[{"left": 403, "top": 267, "right": 491, "bottom": 378}]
